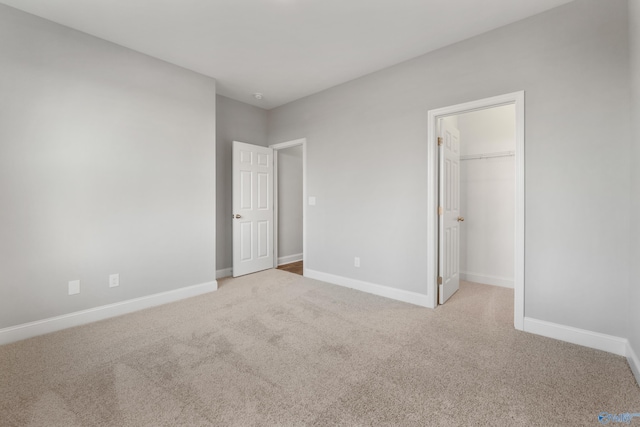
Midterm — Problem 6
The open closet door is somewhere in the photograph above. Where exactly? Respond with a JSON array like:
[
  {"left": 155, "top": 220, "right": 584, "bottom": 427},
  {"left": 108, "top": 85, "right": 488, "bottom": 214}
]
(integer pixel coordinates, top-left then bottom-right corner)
[
  {"left": 438, "top": 119, "right": 462, "bottom": 304},
  {"left": 232, "top": 141, "right": 274, "bottom": 277}
]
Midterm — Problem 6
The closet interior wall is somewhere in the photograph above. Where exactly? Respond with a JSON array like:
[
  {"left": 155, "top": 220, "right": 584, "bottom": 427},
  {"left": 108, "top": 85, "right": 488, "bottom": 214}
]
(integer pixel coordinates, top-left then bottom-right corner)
[{"left": 457, "top": 105, "right": 516, "bottom": 288}]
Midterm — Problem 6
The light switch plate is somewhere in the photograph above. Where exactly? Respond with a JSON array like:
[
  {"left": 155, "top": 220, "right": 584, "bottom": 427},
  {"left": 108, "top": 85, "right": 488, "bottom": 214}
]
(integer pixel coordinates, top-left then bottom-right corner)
[{"left": 308, "top": 196, "right": 316, "bottom": 206}]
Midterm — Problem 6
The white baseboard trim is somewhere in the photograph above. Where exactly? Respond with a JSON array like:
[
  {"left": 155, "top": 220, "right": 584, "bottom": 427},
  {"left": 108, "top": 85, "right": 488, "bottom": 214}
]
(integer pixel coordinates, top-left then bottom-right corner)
[
  {"left": 523, "top": 317, "right": 627, "bottom": 356},
  {"left": 460, "top": 271, "right": 514, "bottom": 288},
  {"left": 216, "top": 268, "right": 232, "bottom": 279},
  {"left": 305, "top": 269, "right": 431, "bottom": 308},
  {"left": 627, "top": 341, "right": 640, "bottom": 387},
  {"left": 0, "top": 281, "right": 218, "bottom": 346},
  {"left": 278, "top": 253, "right": 303, "bottom": 266}
]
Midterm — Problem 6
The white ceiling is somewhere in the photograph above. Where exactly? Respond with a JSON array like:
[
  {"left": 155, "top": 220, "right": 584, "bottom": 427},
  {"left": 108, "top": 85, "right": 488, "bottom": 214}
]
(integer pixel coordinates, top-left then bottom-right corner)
[{"left": 1, "top": 0, "right": 573, "bottom": 109}]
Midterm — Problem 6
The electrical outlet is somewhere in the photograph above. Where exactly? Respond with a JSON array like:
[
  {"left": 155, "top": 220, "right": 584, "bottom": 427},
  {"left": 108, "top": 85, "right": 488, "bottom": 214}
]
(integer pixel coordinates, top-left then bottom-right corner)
[
  {"left": 68, "top": 280, "right": 80, "bottom": 295},
  {"left": 109, "top": 274, "right": 119, "bottom": 288},
  {"left": 354, "top": 257, "right": 360, "bottom": 268}
]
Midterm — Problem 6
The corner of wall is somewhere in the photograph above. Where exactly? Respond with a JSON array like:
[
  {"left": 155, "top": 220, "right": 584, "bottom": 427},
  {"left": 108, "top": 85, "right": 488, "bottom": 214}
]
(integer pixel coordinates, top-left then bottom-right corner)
[
  {"left": 627, "top": 0, "right": 640, "bottom": 387},
  {"left": 215, "top": 96, "right": 270, "bottom": 272}
]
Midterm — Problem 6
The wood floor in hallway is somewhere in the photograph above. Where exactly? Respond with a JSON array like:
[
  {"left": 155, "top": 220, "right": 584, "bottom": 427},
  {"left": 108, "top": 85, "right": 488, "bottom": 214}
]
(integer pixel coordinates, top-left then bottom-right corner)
[{"left": 277, "top": 260, "right": 303, "bottom": 276}]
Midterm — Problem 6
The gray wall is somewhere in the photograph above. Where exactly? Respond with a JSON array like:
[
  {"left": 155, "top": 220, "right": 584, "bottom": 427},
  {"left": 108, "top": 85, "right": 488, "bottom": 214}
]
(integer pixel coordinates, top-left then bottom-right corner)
[
  {"left": 0, "top": 5, "right": 217, "bottom": 329},
  {"left": 629, "top": 0, "right": 640, "bottom": 356},
  {"left": 268, "top": 0, "right": 631, "bottom": 337},
  {"left": 277, "top": 145, "right": 303, "bottom": 260},
  {"left": 216, "top": 95, "right": 268, "bottom": 272}
]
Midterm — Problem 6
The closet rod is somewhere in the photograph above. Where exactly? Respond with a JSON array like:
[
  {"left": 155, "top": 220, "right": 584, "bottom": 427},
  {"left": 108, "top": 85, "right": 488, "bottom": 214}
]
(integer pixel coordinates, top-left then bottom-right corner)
[{"left": 460, "top": 151, "right": 515, "bottom": 161}]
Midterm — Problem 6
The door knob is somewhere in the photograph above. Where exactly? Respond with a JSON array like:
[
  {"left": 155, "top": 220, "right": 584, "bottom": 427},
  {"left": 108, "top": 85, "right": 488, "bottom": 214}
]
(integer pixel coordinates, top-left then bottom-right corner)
[
  {"left": 457, "top": 216, "right": 465, "bottom": 222},
  {"left": 234, "top": 214, "right": 242, "bottom": 219}
]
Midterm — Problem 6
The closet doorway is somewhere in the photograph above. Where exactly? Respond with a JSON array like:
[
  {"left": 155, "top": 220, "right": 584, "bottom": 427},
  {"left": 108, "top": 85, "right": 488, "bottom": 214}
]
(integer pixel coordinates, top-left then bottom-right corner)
[
  {"left": 443, "top": 104, "right": 516, "bottom": 290},
  {"left": 427, "top": 92, "right": 524, "bottom": 329},
  {"left": 271, "top": 139, "right": 307, "bottom": 276}
]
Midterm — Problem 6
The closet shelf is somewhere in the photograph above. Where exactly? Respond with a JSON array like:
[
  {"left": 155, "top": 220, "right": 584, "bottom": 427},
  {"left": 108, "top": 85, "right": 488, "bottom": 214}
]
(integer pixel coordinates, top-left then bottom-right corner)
[{"left": 460, "top": 151, "right": 514, "bottom": 161}]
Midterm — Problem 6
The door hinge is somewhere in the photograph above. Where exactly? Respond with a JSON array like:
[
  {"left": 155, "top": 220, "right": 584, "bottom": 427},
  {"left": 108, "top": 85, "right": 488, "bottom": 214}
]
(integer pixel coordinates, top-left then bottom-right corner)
[
  {"left": 438, "top": 206, "right": 443, "bottom": 216},
  {"left": 437, "top": 137, "right": 443, "bottom": 146},
  {"left": 437, "top": 276, "right": 443, "bottom": 285}
]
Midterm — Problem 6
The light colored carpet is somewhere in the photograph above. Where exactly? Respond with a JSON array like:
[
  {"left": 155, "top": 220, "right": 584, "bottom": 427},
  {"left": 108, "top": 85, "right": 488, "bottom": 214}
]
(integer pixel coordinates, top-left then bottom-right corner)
[{"left": 0, "top": 270, "right": 638, "bottom": 426}]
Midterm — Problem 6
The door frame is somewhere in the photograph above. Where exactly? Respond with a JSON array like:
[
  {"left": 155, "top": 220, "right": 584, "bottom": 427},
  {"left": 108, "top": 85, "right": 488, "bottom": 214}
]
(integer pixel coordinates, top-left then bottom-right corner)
[
  {"left": 270, "top": 138, "right": 307, "bottom": 276},
  {"left": 427, "top": 91, "right": 525, "bottom": 330}
]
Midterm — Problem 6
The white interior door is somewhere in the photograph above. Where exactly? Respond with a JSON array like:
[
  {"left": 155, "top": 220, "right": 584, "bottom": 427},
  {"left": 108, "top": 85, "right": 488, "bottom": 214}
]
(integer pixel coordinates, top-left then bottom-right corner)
[
  {"left": 232, "top": 141, "right": 274, "bottom": 277},
  {"left": 438, "top": 119, "right": 462, "bottom": 304}
]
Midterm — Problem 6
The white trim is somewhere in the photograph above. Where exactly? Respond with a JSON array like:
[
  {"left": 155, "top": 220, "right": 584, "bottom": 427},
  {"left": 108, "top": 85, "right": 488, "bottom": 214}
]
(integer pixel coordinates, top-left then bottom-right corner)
[
  {"left": 523, "top": 317, "right": 627, "bottom": 356},
  {"left": 278, "top": 253, "right": 303, "bottom": 266},
  {"left": 270, "top": 138, "right": 306, "bottom": 150},
  {"left": 628, "top": 342, "right": 640, "bottom": 387},
  {"left": 427, "top": 91, "right": 525, "bottom": 329},
  {"left": 514, "top": 92, "right": 525, "bottom": 331},
  {"left": 305, "top": 269, "right": 431, "bottom": 308},
  {"left": 216, "top": 268, "right": 232, "bottom": 279},
  {"left": 273, "top": 149, "right": 279, "bottom": 266},
  {"left": 0, "top": 281, "right": 217, "bottom": 346},
  {"left": 460, "top": 272, "right": 514, "bottom": 288},
  {"left": 426, "top": 109, "right": 438, "bottom": 309},
  {"left": 270, "top": 138, "right": 307, "bottom": 277}
]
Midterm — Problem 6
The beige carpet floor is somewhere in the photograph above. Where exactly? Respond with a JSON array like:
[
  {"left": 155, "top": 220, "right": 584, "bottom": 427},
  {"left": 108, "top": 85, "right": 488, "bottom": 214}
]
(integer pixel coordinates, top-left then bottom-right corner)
[{"left": 1, "top": 269, "right": 638, "bottom": 426}]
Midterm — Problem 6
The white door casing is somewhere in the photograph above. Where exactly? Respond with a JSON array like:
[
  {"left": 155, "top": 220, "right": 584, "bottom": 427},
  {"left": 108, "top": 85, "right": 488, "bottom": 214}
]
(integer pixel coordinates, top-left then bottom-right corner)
[
  {"left": 232, "top": 141, "right": 274, "bottom": 277},
  {"left": 426, "top": 91, "right": 525, "bottom": 330},
  {"left": 270, "top": 138, "right": 307, "bottom": 276},
  {"left": 438, "top": 119, "right": 461, "bottom": 304}
]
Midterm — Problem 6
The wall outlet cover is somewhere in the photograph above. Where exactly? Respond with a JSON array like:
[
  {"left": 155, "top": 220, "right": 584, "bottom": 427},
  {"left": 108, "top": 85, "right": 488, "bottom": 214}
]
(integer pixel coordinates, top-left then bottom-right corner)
[
  {"left": 68, "top": 280, "right": 80, "bottom": 295},
  {"left": 109, "top": 274, "right": 120, "bottom": 288}
]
